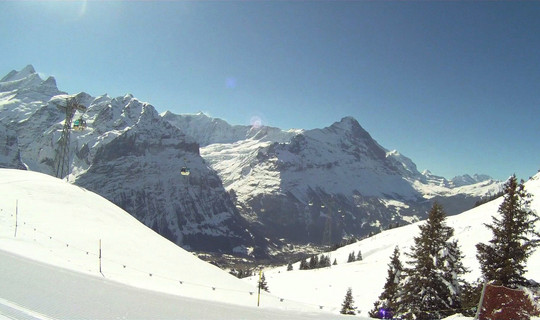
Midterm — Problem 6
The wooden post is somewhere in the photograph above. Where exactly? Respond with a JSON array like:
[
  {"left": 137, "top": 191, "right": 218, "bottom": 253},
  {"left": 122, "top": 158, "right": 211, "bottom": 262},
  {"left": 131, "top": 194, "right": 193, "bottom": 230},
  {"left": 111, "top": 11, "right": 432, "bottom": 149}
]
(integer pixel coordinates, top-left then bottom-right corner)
[
  {"left": 99, "top": 239, "right": 102, "bottom": 275},
  {"left": 474, "top": 280, "right": 488, "bottom": 320},
  {"left": 14, "top": 200, "right": 18, "bottom": 238}
]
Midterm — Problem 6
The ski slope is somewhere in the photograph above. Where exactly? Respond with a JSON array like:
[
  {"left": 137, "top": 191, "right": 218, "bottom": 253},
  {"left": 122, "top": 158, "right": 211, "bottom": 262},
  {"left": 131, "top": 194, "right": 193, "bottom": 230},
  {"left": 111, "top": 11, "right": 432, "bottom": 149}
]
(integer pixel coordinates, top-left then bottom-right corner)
[
  {"left": 0, "top": 249, "right": 352, "bottom": 320},
  {"left": 0, "top": 169, "right": 348, "bottom": 319},
  {"left": 244, "top": 173, "right": 540, "bottom": 316}
]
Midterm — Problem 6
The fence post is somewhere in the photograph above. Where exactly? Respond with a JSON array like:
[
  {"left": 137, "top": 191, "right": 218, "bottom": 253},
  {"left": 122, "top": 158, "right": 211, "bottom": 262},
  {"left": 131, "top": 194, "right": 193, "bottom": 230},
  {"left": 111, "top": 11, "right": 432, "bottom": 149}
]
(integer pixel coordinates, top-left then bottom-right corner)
[
  {"left": 474, "top": 280, "right": 488, "bottom": 319},
  {"left": 99, "top": 239, "right": 102, "bottom": 275},
  {"left": 257, "top": 269, "right": 262, "bottom": 307},
  {"left": 14, "top": 200, "right": 18, "bottom": 238}
]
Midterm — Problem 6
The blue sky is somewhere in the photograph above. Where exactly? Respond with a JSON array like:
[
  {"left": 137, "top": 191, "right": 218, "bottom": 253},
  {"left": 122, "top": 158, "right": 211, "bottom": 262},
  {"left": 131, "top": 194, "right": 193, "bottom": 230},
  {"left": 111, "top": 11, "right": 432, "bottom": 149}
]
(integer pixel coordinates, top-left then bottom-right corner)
[{"left": 1, "top": 1, "right": 539, "bottom": 181}]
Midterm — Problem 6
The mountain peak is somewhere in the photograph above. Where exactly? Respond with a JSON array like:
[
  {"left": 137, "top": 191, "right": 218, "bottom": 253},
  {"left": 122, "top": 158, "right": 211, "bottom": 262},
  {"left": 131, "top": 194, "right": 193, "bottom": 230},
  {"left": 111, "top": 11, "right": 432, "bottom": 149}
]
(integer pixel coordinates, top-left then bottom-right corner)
[
  {"left": 326, "top": 116, "right": 378, "bottom": 146},
  {"left": 1, "top": 64, "right": 37, "bottom": 82},
  {"left": 451, "top": 174, "right": 494, "bottom": 187},
  {"left": 335, "top": 116, "right": 360, "bottom": 127},
  {"left": 19, "top": 64, "right": 36, "bottom": 76},
  {"left": 0, "top": 65, "right": 62, "bottom": 102},
  {"left": 330, "top": 116, "right": 363, "bottom": 132}
]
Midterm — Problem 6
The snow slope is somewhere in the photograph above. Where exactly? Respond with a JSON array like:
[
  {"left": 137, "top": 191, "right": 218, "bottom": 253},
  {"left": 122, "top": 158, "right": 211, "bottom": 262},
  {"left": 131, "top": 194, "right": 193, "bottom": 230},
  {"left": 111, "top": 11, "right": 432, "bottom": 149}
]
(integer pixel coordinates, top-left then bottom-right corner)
[
  {"left": 0, "top": 250, "right": 350, "bottom": 320},
  {"left": 244, "top": 173, "right": 540, "bottom": 316},
  {"left": 0, "top": 169, "right": 529, "bottom": 319},
  {"left": 0, "top": 169, "right": 349, "bottom": 319}
]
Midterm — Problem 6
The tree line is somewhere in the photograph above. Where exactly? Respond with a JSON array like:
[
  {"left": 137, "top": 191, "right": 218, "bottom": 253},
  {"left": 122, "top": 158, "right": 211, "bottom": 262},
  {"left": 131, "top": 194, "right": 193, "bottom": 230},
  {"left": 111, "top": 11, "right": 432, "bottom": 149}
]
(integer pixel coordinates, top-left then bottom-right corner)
[{"left": 361, "top": 175, "right": 539, "bottom": 319}]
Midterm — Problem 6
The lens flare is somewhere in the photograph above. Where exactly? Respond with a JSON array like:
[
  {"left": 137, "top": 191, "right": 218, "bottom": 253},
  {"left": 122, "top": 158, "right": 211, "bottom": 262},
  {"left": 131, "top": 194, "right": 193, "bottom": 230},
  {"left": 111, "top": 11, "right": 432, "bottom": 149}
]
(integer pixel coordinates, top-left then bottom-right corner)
[
  {"left": 225, "top": 77, "right": 237, "bottom": 89},
  {"left": 250, "top": 116, "right": 263, "bottom": 129}
]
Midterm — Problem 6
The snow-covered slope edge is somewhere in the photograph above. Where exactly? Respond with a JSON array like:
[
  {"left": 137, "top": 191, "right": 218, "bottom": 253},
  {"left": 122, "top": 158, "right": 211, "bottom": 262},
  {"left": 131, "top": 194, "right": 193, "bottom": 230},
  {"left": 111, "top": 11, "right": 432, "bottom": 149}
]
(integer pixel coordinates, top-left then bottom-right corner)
[
  {"left": 243, "top": 172, "right": 540, "bottom": 315},
  {"left": 0, "top": 168, "right": 318, "bottom": 312},
  {"left": 0, "top": 169, "right": 248, "bottom": 304},
  {"left": 0, "top": 168, "right": 362, "bottom": 319},
  {"left": 0, "top": 250, "right": 352, "bottom": 320}
]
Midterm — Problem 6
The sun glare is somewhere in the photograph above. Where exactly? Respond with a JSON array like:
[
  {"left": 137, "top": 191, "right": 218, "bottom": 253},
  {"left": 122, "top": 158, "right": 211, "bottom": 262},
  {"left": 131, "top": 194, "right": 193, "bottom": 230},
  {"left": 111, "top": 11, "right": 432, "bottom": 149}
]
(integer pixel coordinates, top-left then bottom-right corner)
[
  {"left": 250, "top": 115, "right": 263, "bottom": 129},
  {"left": 77, "top": 0, "right": 88, "bottom": 19}
]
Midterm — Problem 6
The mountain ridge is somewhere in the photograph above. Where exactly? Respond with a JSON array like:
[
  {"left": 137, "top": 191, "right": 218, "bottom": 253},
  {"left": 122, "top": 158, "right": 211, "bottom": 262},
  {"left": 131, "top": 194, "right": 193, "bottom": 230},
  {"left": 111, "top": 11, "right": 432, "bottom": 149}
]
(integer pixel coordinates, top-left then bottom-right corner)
[{"left": 0, "top": 65, "right": 502, "bottom": 260}]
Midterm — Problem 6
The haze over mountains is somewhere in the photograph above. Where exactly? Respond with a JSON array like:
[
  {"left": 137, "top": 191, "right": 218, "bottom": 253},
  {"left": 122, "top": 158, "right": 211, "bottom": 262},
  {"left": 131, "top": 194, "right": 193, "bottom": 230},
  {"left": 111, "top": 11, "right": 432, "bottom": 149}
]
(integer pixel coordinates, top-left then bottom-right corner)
[{"left": 0, "top": 65, "right": 503, "bottom": 261}]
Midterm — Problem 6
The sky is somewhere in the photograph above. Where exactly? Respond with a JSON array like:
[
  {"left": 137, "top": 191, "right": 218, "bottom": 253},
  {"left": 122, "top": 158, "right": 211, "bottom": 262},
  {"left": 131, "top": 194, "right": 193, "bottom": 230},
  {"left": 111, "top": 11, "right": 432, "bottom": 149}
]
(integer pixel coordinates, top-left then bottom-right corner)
[{"left": 0, "top": 1, "right": 539, "bottom": 181}]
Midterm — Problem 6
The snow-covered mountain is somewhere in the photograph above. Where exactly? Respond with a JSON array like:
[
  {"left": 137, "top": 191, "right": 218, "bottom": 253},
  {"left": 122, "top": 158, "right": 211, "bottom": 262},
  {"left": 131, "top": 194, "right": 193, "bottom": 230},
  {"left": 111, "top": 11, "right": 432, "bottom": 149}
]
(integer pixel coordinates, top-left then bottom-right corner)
[
  {"left": 1, "top": 65, "right": 503, "bottom": 260},
  {"left": 180, "top": 114, "right": 502, "bottom": 246},
  {"left": 0, "top": 65, "right": 63, "bottom": 125},
  {"left": 161, "top": 111, "right": 299, "bottom": 146},
  {"left": 0, "top": 66, "right": 257, "bottom": 256},
  {"left": 451, "top": 173, "right": 494, "bottom": 187}
]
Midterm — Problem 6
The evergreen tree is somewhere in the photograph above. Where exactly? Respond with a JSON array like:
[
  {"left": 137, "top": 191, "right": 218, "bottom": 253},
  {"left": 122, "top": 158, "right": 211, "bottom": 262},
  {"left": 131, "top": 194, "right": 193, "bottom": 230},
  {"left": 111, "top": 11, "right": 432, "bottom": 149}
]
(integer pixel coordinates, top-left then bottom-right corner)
[
  {"left": 340, "top": 287, "right": 356, "bottom": 315},
  {"left": 299, "top": 258, "right": 308, "bottom": 270},
  {"left": 287, "top": 262, "right": 293, "bottom": 271},
  {"left": 259, "top": 272, "right": 269, "bottom": 292},
  {"left": 347, "top": 252, "right": 356, "bottom": 263},
  {"left": 460, "top": 280, "right": 483, "bottom": 317},
  {"left": 357, "top": 250, "right": 363, "bottom": 261},
  {"left": 369, "top": 246, "right": 403, "bottom": 319},
  {"left": 333, "top": 258, "right": 338, "bottom": 266},
  {"left": 397, "top": 202, "right": 467, "bottom": 320},
  {"left": 476, "top": 175, "right": 539, "bottom": 288},
  {"left": 316, "top": 255, "right": 323, "bottom": 268},
  {"left": 309, "top": 255, "right": 319, "bottom": 269},
  {"left": 318, "top": 254, "right": 331, "bottom": 268}
]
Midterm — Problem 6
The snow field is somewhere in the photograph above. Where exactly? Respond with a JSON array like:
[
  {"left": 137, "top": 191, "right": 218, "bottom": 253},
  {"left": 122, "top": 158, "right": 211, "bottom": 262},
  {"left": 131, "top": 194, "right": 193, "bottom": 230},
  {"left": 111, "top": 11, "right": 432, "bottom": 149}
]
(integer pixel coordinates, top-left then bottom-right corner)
[
  {"left": 0, "top": 169, "right": 347, "bottom": 319},
  {"left": 0, "top": 250, "right": 351, "bottom": 320},
  {"left": 1, "top": 169, "right": 539, "bottom": 319}
]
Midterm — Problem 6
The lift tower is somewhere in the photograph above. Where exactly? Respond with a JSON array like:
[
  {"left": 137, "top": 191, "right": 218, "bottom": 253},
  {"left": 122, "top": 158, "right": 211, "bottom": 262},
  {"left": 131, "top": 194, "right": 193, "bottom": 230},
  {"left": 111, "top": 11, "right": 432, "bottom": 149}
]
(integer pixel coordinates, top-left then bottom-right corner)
[{"left": 53, "top": 96, "right": 86, "bottom": 179}]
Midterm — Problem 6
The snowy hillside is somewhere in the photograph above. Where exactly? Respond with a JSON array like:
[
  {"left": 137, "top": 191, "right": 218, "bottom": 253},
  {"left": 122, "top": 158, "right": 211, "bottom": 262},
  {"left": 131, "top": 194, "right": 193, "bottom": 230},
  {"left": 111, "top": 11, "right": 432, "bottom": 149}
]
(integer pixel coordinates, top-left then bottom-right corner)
[
  {"left": 243, "top": 172, "right": 540, "bottom": 316},
  {"left": 1, "top": 169, "right": 535, "bottom": 319},
  {"left": 0, "top": 168, "right": 350, "bottom": 319}
]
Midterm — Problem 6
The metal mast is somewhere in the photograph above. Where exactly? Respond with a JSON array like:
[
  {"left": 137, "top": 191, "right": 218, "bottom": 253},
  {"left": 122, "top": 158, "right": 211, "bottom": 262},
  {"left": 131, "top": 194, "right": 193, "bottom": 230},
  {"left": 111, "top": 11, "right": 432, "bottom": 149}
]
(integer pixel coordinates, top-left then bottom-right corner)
[{"left": 53, "top": 97, "right": 86, "bottom": 179}]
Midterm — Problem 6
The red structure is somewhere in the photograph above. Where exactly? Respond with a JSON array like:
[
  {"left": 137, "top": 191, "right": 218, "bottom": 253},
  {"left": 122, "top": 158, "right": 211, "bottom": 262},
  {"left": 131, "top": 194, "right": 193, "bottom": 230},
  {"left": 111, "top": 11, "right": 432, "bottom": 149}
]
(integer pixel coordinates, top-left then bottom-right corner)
[{"left": 477, "top": 283, "right": 539, "bottom": 320}]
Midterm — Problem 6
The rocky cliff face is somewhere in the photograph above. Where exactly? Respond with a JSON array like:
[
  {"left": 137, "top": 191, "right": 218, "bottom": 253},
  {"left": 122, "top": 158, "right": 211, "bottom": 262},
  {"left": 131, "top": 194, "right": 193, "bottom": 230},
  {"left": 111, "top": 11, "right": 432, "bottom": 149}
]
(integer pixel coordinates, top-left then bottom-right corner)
[
  {"left": 73, "top": 118, "right": 255, "bottom": 253},
  {"left": 0, "top": 126, "right": 25, "bottom": 169}
]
